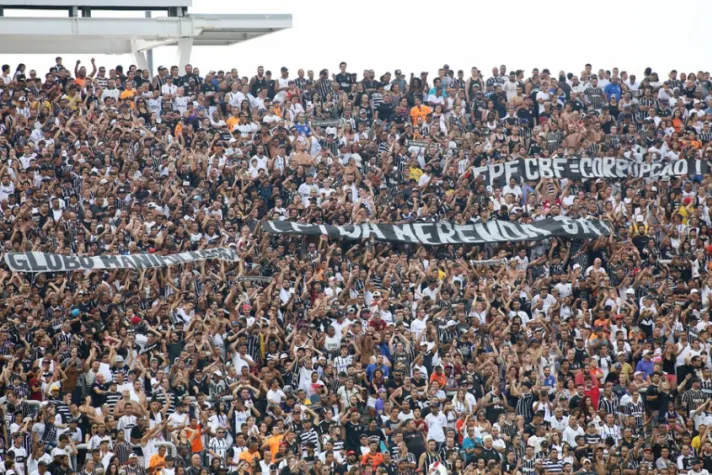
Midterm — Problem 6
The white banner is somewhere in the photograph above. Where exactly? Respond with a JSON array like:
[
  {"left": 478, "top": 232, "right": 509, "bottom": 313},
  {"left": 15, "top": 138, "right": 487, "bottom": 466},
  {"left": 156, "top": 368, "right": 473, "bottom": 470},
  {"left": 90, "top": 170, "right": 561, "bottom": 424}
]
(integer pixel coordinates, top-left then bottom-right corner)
[
  {"left": 472, "top": 157, "right": 708, "bottom": 186},
  {"left": 5, "top": 248, "right": 240, "bottom": 273}
]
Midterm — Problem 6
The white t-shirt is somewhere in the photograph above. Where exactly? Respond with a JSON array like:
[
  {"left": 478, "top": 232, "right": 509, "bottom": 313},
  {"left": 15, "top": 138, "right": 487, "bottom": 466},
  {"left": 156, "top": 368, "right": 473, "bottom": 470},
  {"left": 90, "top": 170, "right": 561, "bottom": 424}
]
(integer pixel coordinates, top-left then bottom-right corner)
[
  {"left": 173, "top": 96, "right": 189, "bottom": 115},
  {"left": 167, "top": 412, "right": 188, "bottom": 430},
  {"left": 504, "top": 81, "right": 519, "bottom": 101},
  {"left": 161, "top": 84, "right": 178, "bottom": 96},
  {"left": 9, "top": 446, "right": 27, "bottom": 475},
  {"left": 101, "top": 88, "right": 120, "bottom": 101},
  {"left": 536, "top": 91, "right": 551, "bottom": 113},
  {"left": 117, "top": 415, "right": 137, "bottom": 443},
  {"left": 424, "top": 412, "right": 447, "bottom": 443},
  {"left": 233, "top": 353, "right": 255, "bottom": 372},
  {"left": 0, "top": 182, "right": 15, "bottom": 202},
  {"left": 98, "top": 362, "right": 112, "bottom": 384},
  {"left": 267, "top": 389, "right": 286, "bottom": 405}
]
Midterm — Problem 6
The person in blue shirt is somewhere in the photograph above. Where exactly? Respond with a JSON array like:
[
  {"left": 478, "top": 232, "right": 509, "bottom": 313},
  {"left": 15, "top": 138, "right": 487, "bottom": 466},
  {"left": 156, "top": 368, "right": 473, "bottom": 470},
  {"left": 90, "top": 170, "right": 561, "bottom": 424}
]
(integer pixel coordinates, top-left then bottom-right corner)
[
  {"left": 366, "top": 354, "right": 390, "bottom": 381},
  {"left": 428, "top": 77, "right": 448, "bottom": 98},
  {"left": 635, "top": 350, "right": 655, "bottom": 380},
  {"left": 294, "top": 121, "right": 311, "bottom": 137},
  {"left": 604, "top": 77, "right": 622, "bottom": 102},
  {"left": 542, "top": 365, "right": 556, "bottom": 388},
  {"left": 462, "top": 424, "right": 479, "bottom": 465}
]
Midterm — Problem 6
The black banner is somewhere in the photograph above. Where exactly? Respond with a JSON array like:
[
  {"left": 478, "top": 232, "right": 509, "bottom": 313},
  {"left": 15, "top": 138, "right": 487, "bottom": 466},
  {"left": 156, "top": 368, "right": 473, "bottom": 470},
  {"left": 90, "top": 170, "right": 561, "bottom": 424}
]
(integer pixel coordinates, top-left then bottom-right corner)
[
  {"left": 472, "top": 157, "right": 709, "bottom": 186},
  {"left": 262, "top": 218, "right": 611, "bottom": 245}
]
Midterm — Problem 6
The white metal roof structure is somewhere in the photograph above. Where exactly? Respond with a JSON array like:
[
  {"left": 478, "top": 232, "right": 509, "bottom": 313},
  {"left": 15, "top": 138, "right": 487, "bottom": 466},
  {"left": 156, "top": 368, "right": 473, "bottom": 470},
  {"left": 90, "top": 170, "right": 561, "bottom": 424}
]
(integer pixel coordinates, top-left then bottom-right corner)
[{"left": 0, "top": 0, "right": 292, "bottom": 71}]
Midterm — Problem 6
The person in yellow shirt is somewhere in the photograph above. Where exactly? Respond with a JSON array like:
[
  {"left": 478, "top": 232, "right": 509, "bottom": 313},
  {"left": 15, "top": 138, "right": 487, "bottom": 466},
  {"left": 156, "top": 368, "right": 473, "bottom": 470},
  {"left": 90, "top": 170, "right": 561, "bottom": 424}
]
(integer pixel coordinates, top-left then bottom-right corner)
[
  {"left": 29, "top": 93, "right": 51, "bottom": 116},
  {"left": 409, "top": 98, "right": 432, "bottom": 125},
  {"left": 407, "top": 157, "right": 423, "bottom": 182},
  {"left": 676, "top": 197, "right": 695, "bottom": 224},
  {"left": 692, "top": 423, "right": 709, "bottom": 451},
  {"left": 63, "top": 86, "right": 82, "bottom": 111}
]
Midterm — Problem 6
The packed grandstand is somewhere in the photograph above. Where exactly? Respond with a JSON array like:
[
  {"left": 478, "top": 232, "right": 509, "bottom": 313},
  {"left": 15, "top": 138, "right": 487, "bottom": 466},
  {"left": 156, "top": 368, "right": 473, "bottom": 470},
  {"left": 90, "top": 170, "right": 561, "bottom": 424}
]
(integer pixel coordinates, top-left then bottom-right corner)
[{"left": 0, "top": 58, "right": 711, "bottom": 475}]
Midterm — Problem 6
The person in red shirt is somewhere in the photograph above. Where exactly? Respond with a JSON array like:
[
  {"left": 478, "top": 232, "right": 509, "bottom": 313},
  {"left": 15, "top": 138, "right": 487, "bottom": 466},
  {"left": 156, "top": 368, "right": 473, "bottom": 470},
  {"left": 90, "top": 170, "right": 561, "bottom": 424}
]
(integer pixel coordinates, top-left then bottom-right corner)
[
  {"left": 583, "top": 376, "right": 601, "bottom": 411},
  {"left": 368, "top": 311, "right": 387, "bottom": 332}
]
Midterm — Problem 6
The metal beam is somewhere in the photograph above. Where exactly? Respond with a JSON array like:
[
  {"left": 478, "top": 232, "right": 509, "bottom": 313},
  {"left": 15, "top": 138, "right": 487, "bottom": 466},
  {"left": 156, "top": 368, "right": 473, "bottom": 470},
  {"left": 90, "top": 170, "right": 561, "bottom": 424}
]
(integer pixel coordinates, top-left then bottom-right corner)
[
  {"left": 0, "top": 17, "right": 198, "bottom": 37},
  {"left": 191, "top": 14, "right": 293, "bottom": 30},
  {"left": 131, "top": 38, "right": 179, "bottom": 51},
  {"left": 0, "top": 13, "right": 293, "bottom": 55},
  {"left": 145, "top": 10, "right": 153, "bottom": 75},
  {"left": 2, "top": 0, "right": 192, "bottom": 7}
]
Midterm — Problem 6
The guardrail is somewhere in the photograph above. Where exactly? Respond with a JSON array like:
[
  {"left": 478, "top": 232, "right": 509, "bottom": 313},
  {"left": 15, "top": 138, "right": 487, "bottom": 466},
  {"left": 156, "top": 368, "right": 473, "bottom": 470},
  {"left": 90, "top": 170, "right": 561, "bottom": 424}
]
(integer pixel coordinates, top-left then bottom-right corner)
[{"left": 75, "top": 441, "right": 176, "bottom": 458}]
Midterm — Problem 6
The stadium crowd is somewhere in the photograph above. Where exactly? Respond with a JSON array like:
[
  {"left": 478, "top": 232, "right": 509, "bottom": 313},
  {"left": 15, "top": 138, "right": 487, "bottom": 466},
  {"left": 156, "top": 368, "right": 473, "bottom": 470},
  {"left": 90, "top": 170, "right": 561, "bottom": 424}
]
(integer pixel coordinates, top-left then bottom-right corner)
[{"left": 1, "top": 56, "right": 712, "bottom": 475}]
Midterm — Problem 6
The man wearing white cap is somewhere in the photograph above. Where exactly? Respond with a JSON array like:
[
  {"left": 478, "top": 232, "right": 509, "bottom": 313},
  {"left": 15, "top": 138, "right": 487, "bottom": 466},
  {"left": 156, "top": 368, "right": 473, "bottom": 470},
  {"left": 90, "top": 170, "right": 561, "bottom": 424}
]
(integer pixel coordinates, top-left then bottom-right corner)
[
  {"left": 125, "top": 453, "right": 146, "bottom": 475},
  {"left": 209, "top": 371, "right": 227, "bottom": 399}
]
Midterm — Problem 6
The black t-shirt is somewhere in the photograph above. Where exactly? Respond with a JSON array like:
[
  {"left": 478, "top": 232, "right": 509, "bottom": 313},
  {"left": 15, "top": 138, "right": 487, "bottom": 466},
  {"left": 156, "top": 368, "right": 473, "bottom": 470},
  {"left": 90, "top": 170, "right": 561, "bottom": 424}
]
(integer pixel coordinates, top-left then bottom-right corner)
[
  {"left": 502, "top": 461, "right": 518, "bottom": 474},
  {"left": 166, "top": 341, "right": 184, "bottom": 362},
  {"left": 645, "top": 383, "right": 660, "bottom": 410},
  {"left": 376, "top": 102, "right": 395, "bottom": 122},
  {"left": 383, "top": 418, "right": 401, "bottom": 442},
  {"left": 411, "top": 376, "right": 427, "bottom": 390},
  {"left": 91, "top": 381, "right": 110, "bottom": 406},
  {"left": 481, "top": 447, "right": 501, "bottom": 463},
  {"left": 344, "top": 421, "right": 364, "bottom": 451},
  {"left": 335, "top": 73, "right": 354, "bottom": 93},
  {"left": 130, "top": 426, "right": 145, "bottom": 455},
  {"left": 403, "top": 430, "right": 426, "bottom": 460}
]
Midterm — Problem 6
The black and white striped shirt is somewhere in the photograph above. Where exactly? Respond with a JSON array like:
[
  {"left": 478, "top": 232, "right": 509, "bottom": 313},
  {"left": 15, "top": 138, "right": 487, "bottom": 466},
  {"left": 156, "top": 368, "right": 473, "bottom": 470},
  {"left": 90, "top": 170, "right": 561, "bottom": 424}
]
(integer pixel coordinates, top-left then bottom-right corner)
[
  {"left": 625, "top": 399, "right": 645, "bottom": 427},
  {"left": 124, "top": 463, "right": 147, "bottom": 475},
  {"left": 683, "top": 388, "right": 707, "bottom": 412},
  {"left": 584, "top": 433, "right": 601, "bottom": 452},
  {"left": 316, "top": 79, "right": 332, "bottom": 101},
  {"left": 542, "top": 458, "right": 563, "bottom": 473},
  {"left": 516, "top": 392, "right": 534, "bottom": 422},
  {"left": 598, "top": 394, "right": 619, "bottom": 415},
  {"left": 115, "top": 440, "right": 132, "bottom": 465},
  {"left": 152, "top": 389, "right": 177, "bottom": 415},
  {"left": 639, "top": 96, "right": 657, "bottom": 111},
  {"left": 41, "top": 421, "right": 57, "bottom": 445},
  {"left": 294, "top": 77, "right": 308, "bottom": 91},
  {"left": 486, "top": 76, "right": 506, "bottom": 88},
  {"left": 584, "top": 87, "right": 604, "bottom": 110},
  {"left": 332, "top": 438, "right": 344, "bottom": 453},
  {"left": 208, "top": 437, "right": 229, "bottom": 461},
  {"left": 298, "top": 427, "right": 320, "bottom": 452},
  {"left": 521, "top": 457, "right": 537, "bottom": 475}
]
